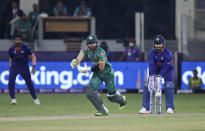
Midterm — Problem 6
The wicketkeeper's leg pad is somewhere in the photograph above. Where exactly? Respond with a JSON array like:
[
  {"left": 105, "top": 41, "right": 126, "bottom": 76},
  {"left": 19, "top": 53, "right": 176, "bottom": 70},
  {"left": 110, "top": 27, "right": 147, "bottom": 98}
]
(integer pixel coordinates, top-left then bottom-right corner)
[
  {"left": 107, "top": 92, "right": 127, "bottom": 106},
  {"left": 84, "top": 86, "right": 108, "bottom": 114},
  {"left": 142, "top": 82, "right": 150, "bottom": 110},
  {"left": 164, "top": 82, "right": 175, "bottom": 110}
]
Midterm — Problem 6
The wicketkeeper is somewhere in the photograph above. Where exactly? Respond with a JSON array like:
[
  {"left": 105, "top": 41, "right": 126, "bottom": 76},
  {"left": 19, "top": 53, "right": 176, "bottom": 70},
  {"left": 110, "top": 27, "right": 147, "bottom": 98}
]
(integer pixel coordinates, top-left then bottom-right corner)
[
  {"left": 71, "top": 34, "right": 127, "bottom": 116},
  {"left": 138, "top": 35, "right": 175, "bottom": 114}
]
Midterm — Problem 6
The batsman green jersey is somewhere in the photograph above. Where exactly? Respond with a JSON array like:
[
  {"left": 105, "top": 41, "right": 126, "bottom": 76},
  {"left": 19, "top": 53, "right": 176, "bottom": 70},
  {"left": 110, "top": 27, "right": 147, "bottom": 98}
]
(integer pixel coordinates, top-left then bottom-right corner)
[{"left": 84, "top": 46, "right": 116, "bottom": 94}]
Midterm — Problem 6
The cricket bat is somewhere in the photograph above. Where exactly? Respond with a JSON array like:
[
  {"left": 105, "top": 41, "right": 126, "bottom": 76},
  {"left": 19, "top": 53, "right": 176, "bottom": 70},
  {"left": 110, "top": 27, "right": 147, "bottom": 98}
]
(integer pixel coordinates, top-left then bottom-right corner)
[
  {"left": 76, "top": 49, "right": 84, "bottom": 62},
  {"left": 72, "top": 49, "right": 84, "bottom": 69}
]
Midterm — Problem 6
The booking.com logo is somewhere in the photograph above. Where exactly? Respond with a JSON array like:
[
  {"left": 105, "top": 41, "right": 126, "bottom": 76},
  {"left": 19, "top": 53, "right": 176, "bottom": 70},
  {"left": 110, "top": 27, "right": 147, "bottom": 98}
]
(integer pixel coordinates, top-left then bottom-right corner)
[{"left": 0, "top": 66, "right": 124, "bottom": 89}]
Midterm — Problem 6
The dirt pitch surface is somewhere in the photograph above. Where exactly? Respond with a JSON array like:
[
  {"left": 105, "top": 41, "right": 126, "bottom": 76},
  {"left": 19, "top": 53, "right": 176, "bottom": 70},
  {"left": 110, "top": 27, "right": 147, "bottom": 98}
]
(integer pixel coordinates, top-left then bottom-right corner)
[{"left": 0, "top": 113, "right": 203, "bottom": 122}]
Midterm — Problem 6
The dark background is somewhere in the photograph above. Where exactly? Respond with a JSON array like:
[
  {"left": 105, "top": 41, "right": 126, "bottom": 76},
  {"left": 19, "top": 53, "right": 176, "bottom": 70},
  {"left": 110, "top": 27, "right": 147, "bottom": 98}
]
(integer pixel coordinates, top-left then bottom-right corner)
[{"left": 0, "top": 0, "right": 175, "bottom": 39}]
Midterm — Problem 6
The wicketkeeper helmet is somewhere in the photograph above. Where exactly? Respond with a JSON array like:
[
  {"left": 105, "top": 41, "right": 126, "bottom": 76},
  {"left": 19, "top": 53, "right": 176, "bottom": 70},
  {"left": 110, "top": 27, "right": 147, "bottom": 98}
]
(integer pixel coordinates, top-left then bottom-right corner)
[{"left": 153, "top": 35, "right": 165, "bottom": 53}]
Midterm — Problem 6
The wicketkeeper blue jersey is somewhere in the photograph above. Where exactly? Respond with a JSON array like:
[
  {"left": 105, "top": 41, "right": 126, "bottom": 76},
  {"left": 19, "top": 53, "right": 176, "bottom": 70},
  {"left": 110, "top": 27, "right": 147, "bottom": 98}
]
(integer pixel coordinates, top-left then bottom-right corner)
[{"left": 148, "top": 48, "right": 174, "bottom": 82}]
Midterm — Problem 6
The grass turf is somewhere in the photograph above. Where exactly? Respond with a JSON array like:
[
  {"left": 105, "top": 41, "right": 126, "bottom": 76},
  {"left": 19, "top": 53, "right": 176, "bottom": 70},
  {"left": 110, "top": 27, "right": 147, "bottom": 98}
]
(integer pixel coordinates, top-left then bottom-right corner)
[{"left": 0, "top": 93, "right": 205, "bottom": 131}]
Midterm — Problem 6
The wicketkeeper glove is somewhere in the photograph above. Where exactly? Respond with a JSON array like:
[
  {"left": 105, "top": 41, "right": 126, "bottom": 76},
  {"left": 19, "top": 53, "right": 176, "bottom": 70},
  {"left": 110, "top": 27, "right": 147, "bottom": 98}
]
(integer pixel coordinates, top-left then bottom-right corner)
[
  {"left": 155, "top": 76, "right": 162, "bottom": 97},
  {"left": 148, "top": 75, "right": 155, "bottom": 92}
]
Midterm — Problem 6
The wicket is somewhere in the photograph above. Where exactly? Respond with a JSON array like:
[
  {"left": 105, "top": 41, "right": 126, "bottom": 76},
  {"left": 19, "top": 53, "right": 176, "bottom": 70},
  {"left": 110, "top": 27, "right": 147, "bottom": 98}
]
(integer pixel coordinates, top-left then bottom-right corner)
[{"left": 149, "top": 75, "right": 162, "bottom": 114}]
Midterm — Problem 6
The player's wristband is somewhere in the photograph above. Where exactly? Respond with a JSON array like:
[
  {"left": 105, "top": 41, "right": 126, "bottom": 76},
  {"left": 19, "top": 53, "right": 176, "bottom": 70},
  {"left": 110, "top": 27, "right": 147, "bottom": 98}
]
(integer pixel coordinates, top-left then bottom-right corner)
[
  {"left": 91, "top": 65, "right": 100, "bottom": 72},
  {"left": 32, "top": 65, "right": 36, "bottom": 69}
]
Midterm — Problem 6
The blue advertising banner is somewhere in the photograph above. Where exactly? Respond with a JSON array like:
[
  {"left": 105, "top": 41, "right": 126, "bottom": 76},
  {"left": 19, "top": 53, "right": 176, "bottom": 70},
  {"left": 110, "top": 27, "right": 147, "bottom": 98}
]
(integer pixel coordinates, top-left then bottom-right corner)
[
  {"left": 181, "top": 62, "right": 205, "bottom": 89},
  {"left": 0, "top": 61, "right": 149, "bottom": 89}
]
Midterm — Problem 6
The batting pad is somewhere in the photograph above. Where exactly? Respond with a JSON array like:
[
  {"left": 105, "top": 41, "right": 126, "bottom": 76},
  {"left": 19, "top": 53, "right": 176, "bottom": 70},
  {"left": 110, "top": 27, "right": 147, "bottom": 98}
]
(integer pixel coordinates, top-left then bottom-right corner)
[
  {"left": 107, "top": 93, "right": 127, "bottom": 106},
  {"left": 84, "top": 86, "right": 107, "bottom": 114}
]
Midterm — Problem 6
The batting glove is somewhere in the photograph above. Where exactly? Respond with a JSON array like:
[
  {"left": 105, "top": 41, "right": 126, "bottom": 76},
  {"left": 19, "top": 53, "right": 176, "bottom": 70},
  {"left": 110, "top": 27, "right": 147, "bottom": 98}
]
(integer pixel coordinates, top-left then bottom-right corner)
[
  {"left": 77, "top": 62, "right": 91, "bottom": 73},
  {"left": 70, "top": 59, "right": 80, "bottom": 69}
]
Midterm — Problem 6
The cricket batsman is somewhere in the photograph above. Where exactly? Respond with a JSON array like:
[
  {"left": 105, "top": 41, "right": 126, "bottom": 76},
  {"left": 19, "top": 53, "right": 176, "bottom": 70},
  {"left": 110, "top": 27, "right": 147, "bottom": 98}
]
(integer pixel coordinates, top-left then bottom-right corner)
[
  {"left": 8, "top": 35, "right": 40, "bottom": 105},
  {"left": 71, "top": 34, "right": 127, "bottom": 116},
  {"left": 138, "top": 35, "right": 175, "bottom": 114}
]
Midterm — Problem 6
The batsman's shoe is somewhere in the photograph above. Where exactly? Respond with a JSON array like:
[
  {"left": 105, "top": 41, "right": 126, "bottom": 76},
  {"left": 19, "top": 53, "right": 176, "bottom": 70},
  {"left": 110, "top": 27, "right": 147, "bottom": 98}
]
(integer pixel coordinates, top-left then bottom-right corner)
[
  {"left": 95, "top": 109, "right": 109, "bottom": 116},
  {"left": 138, "top": 107, "right": 150, "bottom": 114},
  {"left": 167, "top": 108, "right": 174, "bottom": 114},
  {"left": 34, "top": 98, "right": 40, "bottom": 105},
  {"left": 11, "top": 99, "right": 17, "bottom": 105},
  {"left": 119, "top": 95, "right": 127, "bottom": 110}
]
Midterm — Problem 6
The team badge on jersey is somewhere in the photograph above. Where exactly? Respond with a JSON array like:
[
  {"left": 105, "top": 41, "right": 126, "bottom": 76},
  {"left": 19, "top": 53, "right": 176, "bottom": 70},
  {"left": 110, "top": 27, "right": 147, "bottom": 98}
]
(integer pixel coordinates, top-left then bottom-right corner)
[
  {"left": 168, "top": 60, "right": 174, "bottom": 65},
  {"left": 100, "top": 52, "right": 104, "bottom": 57}
]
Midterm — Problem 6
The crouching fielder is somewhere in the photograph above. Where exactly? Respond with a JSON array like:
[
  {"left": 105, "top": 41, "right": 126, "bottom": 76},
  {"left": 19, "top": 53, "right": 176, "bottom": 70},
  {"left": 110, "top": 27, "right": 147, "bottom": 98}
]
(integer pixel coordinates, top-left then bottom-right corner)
[
  {"left": 71, "top": 34, "right": 127, "bottom": 116},
  {"left": 138, "top": 35, "right": 175, "bottom": 114}
]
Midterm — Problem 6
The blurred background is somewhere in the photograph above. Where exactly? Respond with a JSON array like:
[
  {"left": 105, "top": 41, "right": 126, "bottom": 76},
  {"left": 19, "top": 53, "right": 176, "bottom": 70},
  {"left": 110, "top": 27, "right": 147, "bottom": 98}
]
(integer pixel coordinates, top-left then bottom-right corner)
[{"left": 0, "top": 0, "right": 205, "bottom": 93}]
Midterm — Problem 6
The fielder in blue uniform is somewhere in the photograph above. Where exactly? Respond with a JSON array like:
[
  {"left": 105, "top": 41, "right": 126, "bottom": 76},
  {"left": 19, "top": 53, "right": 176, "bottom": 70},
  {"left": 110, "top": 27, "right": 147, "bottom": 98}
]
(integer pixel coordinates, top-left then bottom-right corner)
[
  {"left": 138, "top": 35, "right": 175, "bottom": 114},
  {"left": 8, "top": 35, "right": 40, "bottom": 105}
]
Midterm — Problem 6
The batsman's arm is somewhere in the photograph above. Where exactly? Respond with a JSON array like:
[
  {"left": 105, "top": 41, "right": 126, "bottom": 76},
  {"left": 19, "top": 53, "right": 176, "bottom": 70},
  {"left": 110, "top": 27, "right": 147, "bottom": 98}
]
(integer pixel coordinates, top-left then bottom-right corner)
[
  {"left": 98, "top": 60, "right": 105, "bottom": 70},
  {"left": 97, "top": 49, "right": 106, "bottom": 71},
  {"left": 77, "top": 59, "right": 105, "bottom": 73},
  {"left": 85, "top": 58, "right": 105, "bottom": 72}
]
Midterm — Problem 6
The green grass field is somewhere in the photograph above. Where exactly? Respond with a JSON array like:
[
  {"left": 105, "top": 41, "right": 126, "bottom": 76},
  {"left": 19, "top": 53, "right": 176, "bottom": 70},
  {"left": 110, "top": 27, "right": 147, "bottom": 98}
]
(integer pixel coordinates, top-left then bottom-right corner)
[{"left": 0, "top": 93, "right": 205, "bottom": 131}]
